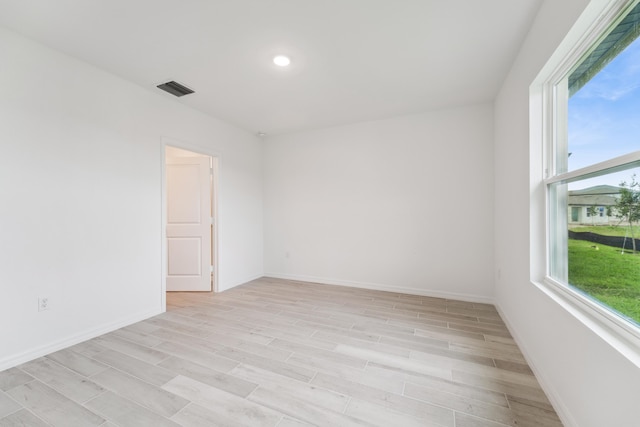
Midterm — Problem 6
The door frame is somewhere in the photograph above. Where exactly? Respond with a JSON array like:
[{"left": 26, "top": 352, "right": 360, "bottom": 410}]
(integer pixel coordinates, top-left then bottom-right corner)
[{"left": 160, "top": 137, "right": 220, "bottom": 311}]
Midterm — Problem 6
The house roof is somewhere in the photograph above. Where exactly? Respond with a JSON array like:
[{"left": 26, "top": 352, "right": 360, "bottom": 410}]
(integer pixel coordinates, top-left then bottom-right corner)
[
  {"left": 568, "top": 185, "right": 621, "bottom": 207},
  {"left": 568, "top": 185, "right": 622, "bottom": 196},
  {"left": 568, "top": 194, "right": 618, "bottom": 207}
]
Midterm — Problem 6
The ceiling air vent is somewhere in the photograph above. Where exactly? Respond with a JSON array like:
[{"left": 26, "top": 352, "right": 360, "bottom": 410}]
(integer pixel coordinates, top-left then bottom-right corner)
[{"left": 157, "top": 81, "right": 194, "bottom": 97}]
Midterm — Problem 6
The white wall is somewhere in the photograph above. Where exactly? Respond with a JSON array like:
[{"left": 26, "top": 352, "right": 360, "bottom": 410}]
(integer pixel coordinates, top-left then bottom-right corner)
[
  {"left": 264, "top": 105, "right": 494, "bottom": 302},
  {"left": 0, "top": 26, "right": 263, "bottom": 369},
  {"left": 494, "top": 0, "right": 640, "bottom": 425}
]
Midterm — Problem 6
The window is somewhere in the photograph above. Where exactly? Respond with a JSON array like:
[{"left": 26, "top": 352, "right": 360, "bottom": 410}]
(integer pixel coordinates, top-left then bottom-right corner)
[
  {"left": 571, "top": 206, "right": 580, "bottom": 222},
  {"left": 547, "top": 1, "right": 640, "bottom": 328}
]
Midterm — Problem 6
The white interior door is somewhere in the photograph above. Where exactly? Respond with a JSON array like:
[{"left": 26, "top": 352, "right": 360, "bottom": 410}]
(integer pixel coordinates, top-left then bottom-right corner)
[{"left": 166, "top": 156, "right": 212, "bottom": 291}]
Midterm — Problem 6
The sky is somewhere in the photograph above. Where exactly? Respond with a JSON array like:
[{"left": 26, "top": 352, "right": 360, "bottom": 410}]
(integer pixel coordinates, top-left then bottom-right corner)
[{"left": 567, "top": 35, "right": 640, "bottom": 190}]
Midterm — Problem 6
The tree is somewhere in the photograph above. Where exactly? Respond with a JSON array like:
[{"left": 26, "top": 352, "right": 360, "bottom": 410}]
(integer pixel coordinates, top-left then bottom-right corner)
[
  {"left": 587, "top": 205, "right": 598, "bottom": 225},
  {"left": 615, "top": 174, "right": 640, "bottom": 253}
]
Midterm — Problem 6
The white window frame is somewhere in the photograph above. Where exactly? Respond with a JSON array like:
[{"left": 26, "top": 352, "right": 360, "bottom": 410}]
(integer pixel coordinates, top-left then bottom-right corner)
[{"left": 532, "top": 0, "right": 640, "bottom": 368}]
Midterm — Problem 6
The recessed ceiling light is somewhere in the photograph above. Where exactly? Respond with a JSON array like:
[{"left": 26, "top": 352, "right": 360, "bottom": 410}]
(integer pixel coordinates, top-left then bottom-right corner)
[{"left": 273, "top": 55, "right": 291, "bottom": 67}]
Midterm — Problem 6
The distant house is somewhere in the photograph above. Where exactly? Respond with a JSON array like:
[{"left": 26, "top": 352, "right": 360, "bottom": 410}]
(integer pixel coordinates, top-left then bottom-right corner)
[{"left": 568, "top": 185, "right": 621, "bottom": 225}]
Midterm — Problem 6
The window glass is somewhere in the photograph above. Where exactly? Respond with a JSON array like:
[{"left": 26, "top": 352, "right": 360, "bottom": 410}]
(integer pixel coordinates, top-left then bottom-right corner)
[
  {"left": 566, "top": 8, "right": 640, "bottom": 173},
  {"left": 552, "top": 166, "right": 640, "bottom": 324}
]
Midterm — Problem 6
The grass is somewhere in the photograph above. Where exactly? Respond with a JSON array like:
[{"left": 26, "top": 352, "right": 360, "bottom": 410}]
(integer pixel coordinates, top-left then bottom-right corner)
[
  {"left": 568, "top": 238, "right": 640, "bottom": 324},
  {"left": 570, "top": 224, "right": 640, "bottom": 237}
]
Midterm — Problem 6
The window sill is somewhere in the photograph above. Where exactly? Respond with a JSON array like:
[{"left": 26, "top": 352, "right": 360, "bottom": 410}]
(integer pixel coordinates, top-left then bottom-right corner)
[{"left": 535, "top": 277, "right": 640, "bottom": 368}]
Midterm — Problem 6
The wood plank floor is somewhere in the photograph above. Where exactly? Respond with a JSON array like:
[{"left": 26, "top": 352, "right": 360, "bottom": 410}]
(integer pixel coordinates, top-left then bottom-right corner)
[{"left": 0, "top": 278, "right": 563, "bottom": 426}]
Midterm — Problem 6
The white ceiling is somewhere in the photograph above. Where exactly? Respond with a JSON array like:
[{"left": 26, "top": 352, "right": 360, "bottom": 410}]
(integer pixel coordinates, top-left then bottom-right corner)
[{"left": 0, "top": 0, "right": 543, "bottom": 136}]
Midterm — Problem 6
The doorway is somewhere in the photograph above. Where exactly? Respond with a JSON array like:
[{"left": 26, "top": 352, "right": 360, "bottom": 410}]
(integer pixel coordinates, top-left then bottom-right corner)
[{"left": 163, "top": 144, "right": 218, "bottom": 298}]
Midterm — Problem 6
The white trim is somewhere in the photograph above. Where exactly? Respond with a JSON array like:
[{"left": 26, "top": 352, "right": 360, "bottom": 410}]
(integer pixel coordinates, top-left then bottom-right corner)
[
  {"left": 495, "top": 302, "right": 579, "bottom": 427},
  {"left": 211, "top": 156, "right": 219, "bottom": 292},
  {"left": 264, "top": 273, "right": 494, "bottom": 304},
  {"left": 545, "top": 151, "right": 640, "bottom": 185},
  {"left": 0, "top": 308, "right": 161, "bottom": 371},
  {"left": 218, "top": 273, "right": 264, "bottom": 292},
  {"left": 160, "top": 145, "right": 167, "bottom": 309}
]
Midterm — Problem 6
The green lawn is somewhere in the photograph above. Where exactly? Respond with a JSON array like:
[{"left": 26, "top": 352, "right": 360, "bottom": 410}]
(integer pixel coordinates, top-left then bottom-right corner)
[
  {"left": 570, "top": 224, "right": 640, "bottom": 237},
  {"left": 568, "top": 238, "right": 640, "bottom": 324}
]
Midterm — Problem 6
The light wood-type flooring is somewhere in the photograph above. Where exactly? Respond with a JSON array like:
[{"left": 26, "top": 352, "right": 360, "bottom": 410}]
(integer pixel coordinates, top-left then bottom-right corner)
[{"left": 0, "top": 278, "right": 563, "bottom": 426}]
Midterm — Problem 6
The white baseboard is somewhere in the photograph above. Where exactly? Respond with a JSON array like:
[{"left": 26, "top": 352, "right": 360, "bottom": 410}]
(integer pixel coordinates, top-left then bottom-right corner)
[
  {"left": 218, "top": 272, "right": 265, "bottom": 292},
  {"left": 0, "top": 308, "right": 162, "bottom": 371},
  {"left": 494, "top": 302, "right": 578, "bottom": 427},
  {"left": 263, "top": 272, "right": 494, "bottom": 304}
]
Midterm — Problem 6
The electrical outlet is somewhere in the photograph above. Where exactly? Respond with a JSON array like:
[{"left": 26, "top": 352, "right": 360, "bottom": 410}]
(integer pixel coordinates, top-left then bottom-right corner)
[{"left": 38, "top": 297, "right": 49, "bottom": 312}]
